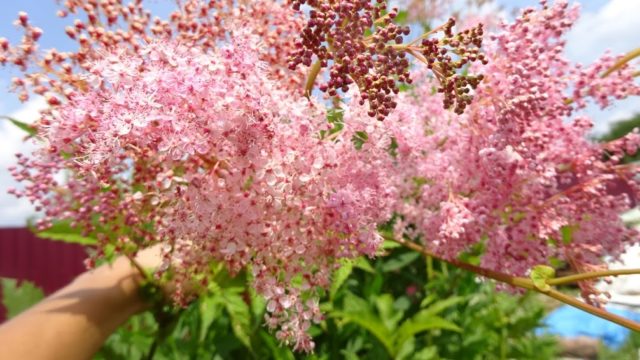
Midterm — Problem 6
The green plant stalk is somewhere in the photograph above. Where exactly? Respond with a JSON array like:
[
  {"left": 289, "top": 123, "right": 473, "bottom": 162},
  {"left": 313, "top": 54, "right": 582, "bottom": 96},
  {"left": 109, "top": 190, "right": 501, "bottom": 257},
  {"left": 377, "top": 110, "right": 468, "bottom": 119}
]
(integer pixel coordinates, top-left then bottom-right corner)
[
  {"left": 304, "top": 60, "right": 322, "bottom": 98},
  {"left": 548, "top": 268, "right": 640, "bottom": 286},
  {"left": 391, "top": 237, "right": 640, "bottom": 332},
  {"left": 393, "top": 237, "right": 533, "bottom": 290}
]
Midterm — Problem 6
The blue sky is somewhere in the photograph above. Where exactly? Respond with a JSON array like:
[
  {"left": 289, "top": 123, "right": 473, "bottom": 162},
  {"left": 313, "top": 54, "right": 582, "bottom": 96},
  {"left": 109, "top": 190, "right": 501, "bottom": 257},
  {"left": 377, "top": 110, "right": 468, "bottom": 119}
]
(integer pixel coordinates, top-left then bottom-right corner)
[{"left": 0, "top": 0, "right": 638, "bottom": 226}]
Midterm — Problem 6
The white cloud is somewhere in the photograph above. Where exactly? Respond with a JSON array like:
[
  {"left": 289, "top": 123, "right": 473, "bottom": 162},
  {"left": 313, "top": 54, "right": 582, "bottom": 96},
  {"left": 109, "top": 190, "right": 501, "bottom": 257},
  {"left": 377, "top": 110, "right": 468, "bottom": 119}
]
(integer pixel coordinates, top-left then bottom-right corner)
[
  {"left": 565, "top": 0, "right": 640, "bottom": 133},
  {"left": 566, "top": 0, "right": 640, "bottom": 64},
  {"left": 0, "top": 98, "right": 46, "bottom": 227}
]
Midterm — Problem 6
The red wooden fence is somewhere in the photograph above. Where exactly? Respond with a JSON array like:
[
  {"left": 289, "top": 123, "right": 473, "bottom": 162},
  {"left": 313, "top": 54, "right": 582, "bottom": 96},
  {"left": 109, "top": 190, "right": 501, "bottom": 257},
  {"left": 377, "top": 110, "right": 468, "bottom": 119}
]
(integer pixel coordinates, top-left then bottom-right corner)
[{"left": 0, "top": 228, "right": 86, "bottom": 322}]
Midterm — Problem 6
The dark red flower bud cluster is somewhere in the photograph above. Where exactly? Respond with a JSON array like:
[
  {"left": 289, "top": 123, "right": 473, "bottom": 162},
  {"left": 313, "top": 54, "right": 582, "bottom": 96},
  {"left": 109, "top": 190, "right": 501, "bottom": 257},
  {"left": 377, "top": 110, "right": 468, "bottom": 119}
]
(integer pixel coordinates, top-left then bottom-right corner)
[
  {"left": 420, "top": 18, "right": 486, "bottom": 114},
  {"left": 289, "top": 0, "right": 486, "bottom": 119}
]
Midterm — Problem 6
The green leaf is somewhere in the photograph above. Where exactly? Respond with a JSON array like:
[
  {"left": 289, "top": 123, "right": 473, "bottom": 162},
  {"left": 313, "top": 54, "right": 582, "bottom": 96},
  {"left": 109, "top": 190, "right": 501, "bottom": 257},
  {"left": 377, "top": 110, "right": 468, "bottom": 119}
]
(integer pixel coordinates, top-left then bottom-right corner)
[
  {"left": 394, "top": 10, "right": 408, "bottom": 24},
  {"left": 351, "top": 130, "right": 368, "bottom": 150},
  {"left": 222, "top": 290, "right": 252, "bottom": 349},
  {"left": 258, "top": 330, "right": 295, "bottom": 360},
  {"left": 34, "top": 220, "right": 97, "bottom": 246},
  {"left": 1, "top": 278, "right": 45, "bottom": 318},
  {"left": 381, "top": 239, "right": 402, "bottom": 249},
  {"left": 330, "top": 260, "right": 354, "bottom": 300},
  {"left": 530, "top": 265, "right": 555, "bottom": 292},
  {"left": 353, "top": 257, "right": 375, "bottom": 273},
  {"left": 198, "top": 295, "right": 222, "bottom": 342},
  {"left": 375, "top": 294, "right": 403, "bottom": 331},
  {"left": 36, "top": 230, "right": 97, "bottom": 246},
  {"left": 333, "top": 293, "right": 394, "bottom": 356},
  {"left": 381, "top": 252, "right": 420, "bottom": 272},
  {"left": 388, "top": 137, "right": 399, "bottom": 158},
  {"left": 242, "top": 175, "right": 254, "bottom": 191},
  {"left": 2, "top": 116, "right": 37, "bottom": 137},
  {"left": 418, "top": 296, "right": 463, "bottom": 317},
  {"left": 395, "top": 335, "right": 416, "bottom": 360},
  {"left": 332, "top": 309, "right": 393, "bottom": 355},
  {"left": 394, "top": 314, "right": 461, "bottom": 354},
  {"left": 327, "top": 108, "right": 344, "bottom": 133},
  {"left": 419, "top": 293, "right": 438, "bottom": 309},
  {"left": 560, "top": 225, "right": 575, "bottom": 245},
  {"left": 413, "top": 345, "right": 439, "bottom": 360}
]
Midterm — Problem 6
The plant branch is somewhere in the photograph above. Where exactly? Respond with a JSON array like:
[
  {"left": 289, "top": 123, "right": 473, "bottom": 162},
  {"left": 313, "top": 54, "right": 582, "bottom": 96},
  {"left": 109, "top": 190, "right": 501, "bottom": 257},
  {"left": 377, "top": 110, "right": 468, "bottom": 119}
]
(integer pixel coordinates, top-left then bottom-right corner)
[
  {"left": 389, "top": 236, "right": 640, "bottom": 332},
  {"left": 304, "top": 60, "right": 323, "bottom": 98},
  {"left": 391, "top": 237, "right": 533, "bottom": 290},
  {"left": 602, "top": 47, "right": 640, "bottom": 77},
  {"left": 545, "top": 288, "right": 640, "bottom": 332},
  {"left": 547, "top": 268, "right": 640, "bottom": 286}
]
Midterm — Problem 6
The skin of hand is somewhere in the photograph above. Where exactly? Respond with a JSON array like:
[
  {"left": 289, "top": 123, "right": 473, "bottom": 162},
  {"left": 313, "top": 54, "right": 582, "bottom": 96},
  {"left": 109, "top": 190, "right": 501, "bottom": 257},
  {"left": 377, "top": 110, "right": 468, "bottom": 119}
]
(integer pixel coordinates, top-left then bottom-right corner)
[{"left": 0, "top": 245, "right": 164, "bottom": 360}]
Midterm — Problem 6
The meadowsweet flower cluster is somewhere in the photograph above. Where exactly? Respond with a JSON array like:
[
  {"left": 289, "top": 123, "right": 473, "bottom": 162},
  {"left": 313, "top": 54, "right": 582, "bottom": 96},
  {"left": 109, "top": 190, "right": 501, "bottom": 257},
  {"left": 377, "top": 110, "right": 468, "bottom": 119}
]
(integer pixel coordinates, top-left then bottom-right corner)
[
  {"left": 9, "top": 33, "right": 398, "bottom": 350},
  {"left": 0, "top": 0, "right": 305, "bottom": 106},
  {"left": 389, "top": 0, "right": 640, "bottom": 305}
]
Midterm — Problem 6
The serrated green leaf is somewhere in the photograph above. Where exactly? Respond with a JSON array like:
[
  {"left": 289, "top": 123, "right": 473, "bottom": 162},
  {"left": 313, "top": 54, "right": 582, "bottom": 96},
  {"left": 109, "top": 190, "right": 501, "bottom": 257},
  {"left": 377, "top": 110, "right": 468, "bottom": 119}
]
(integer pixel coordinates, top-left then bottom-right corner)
[
  {"left": 418, "top": 296, "right": 463, "bottom": 317},
  {"left": 34, "top": 220, "right": 97, "bottom": 246},
  {"left": 353, "top": 256, "right": 375, "bottom": 273},
  {"left": 198, "top": 295, "right": 222, "bottom": 342},
  {"left": 258, "top": 330, "right": 295, "bottom": 360},
  {"left": 333, "top": 292, "right": 394, "bottom": 355},
  {"left": 332, "top": 309, "right": 394, "bottom": 355},
  {"left": 530, "top": 265, "right": 555, "bottom": 292},
  {"left": 381, "top": 252, "right": 420, "bottom": 272},
  {"left": 413, "top": 345, "right": 439, "bottom": 360},
  {"left": 419, "top": 293, "right": 438, "bottom": 309},
  {"left": 222, "top": 290, "right": 252, "bottom": 349},
  {"left": 2, "top": 116, "right": 37, "bottom": 137},
  {"left": 394, "top": 315, "right": 461, "bottom": 355},
  {"left": 375, "top": 294, "right": 403, "bottom": 331},
  {"left": 381, "top": 239, "right": 401, "bottom": 249},
  {"left": 1, "top": 278, "right": 45, "bottom": 318},
  {"left": 330, "top": 260, "right": 353, "bottom": 300},
  {"left": 36, "top": 230, "right": 97, "bottom": 246}
]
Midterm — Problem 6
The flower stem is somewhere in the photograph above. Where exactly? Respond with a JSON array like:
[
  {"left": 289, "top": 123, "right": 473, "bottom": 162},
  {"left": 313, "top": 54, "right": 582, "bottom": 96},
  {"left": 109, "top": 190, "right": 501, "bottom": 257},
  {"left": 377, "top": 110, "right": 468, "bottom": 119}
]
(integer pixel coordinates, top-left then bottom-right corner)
[
  {"left": 602, "top": 47, "right": 640, "bottom": 78},
  {"left": 547, "top": 268, "right": 640, "bottom": 286},
  {"left": 304, "top": 60, "right": 322, "bottom": 98},
  {"left": 392, "top": 237, "right": 533, "bottom": 289}
]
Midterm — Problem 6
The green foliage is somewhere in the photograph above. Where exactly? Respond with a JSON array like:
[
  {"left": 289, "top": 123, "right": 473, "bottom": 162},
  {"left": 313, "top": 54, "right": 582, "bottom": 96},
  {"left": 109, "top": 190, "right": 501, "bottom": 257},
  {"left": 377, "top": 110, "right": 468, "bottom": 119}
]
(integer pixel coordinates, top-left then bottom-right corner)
[
  {"left": 90, "top": 246, "right": 556, "bottom": 359},
  {"left": 2, "top": 116, "right": 37, "bottom": 137},
  {"left": 96, "top": 246, "right": 555, "bottom": 360},
  {"left": 530, "top": 265, "right": 555, "bottom": 293},
  {"left": 319, "top": 108, "right": 345, "bottom": 140},
  {"left": 331, "top": 292, "right": 461, "bottom": 358},
  {"left": 598, "top": 113, "right": 640, "bottom": 163},
  {"left": 599, "top": 113, "right": 640, "bottom": 142},
  {"left": 351, "top": 130, "right": 368, "bottom": 150},
  {"left": 560, "top": 225, "right": 575, "bottom": 246},
  {"left": 33, "top": 220, "right": 98, "bottom": 246},
  {"left": 1, "top": 278, "right": 45, "bottom": 318},
  {"left": 0, "top": 238, "right": 555, "bottom": 359}
]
